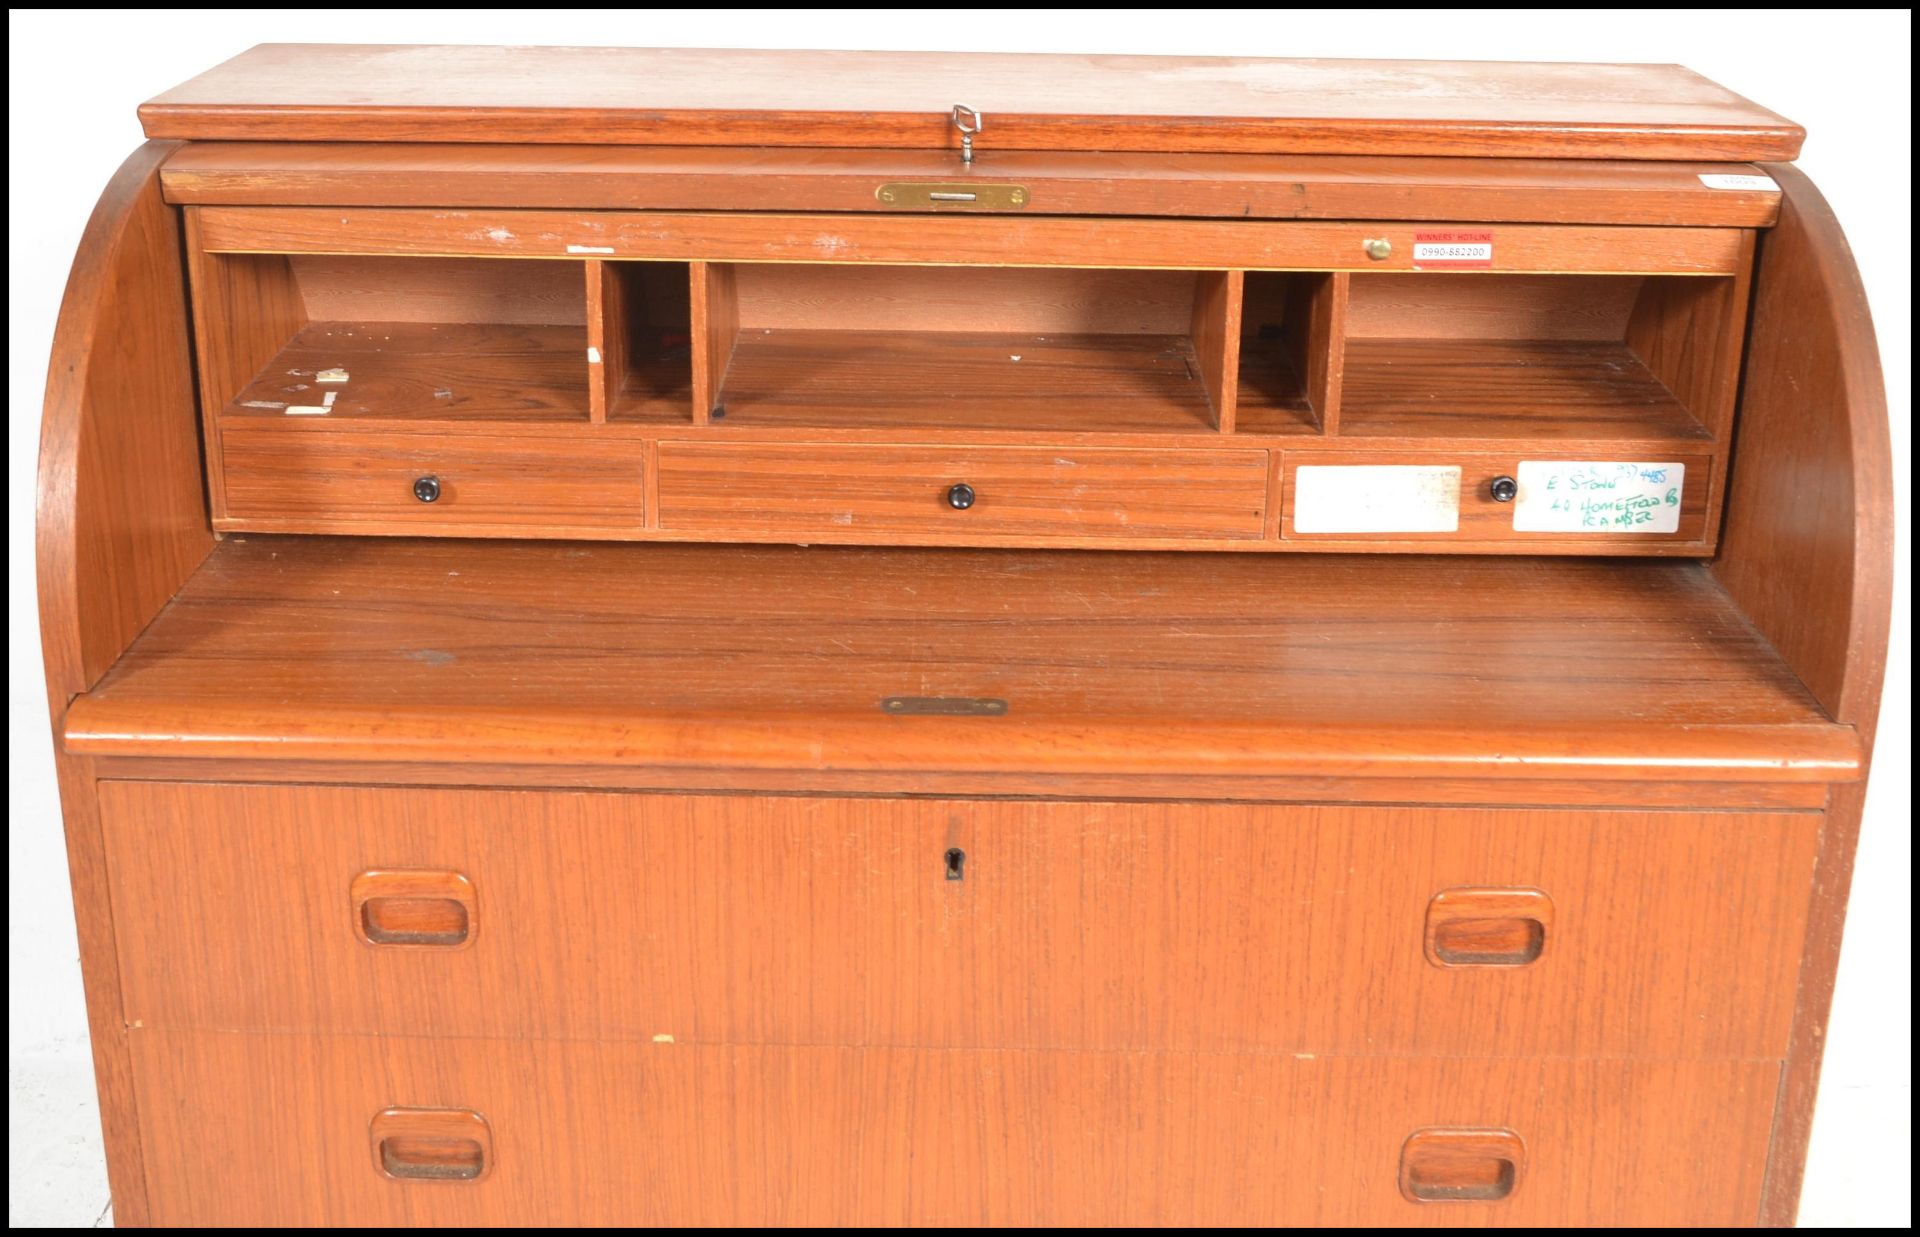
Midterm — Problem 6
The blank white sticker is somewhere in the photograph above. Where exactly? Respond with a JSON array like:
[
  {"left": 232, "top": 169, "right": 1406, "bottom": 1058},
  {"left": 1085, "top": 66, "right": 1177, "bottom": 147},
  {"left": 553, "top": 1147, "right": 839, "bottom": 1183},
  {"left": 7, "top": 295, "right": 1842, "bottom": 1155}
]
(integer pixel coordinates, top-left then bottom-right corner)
[
  {"left": 1512, "top": 461, "right": 1685, "bottom": 533},
  {"left": 1293, "top": 465, "right": 1461, "bottom": 534},
  {"left": 1698, "top": 173, "right": 1779, "bottom": 191}
]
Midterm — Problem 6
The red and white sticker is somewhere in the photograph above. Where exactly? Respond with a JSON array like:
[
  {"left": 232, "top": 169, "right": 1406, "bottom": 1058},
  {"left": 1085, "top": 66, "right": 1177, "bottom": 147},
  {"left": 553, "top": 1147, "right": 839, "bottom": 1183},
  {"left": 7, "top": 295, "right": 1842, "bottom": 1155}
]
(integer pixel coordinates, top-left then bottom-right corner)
[{"left": 1412, "top": 230, "right": 1494, "bottom": 269}]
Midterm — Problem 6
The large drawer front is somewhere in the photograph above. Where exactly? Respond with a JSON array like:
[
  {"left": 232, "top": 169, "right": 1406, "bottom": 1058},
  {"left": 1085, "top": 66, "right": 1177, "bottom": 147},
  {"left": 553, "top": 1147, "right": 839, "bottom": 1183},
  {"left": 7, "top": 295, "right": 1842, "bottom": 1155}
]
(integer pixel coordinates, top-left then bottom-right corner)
[
  {"left": 656, "top": 443, "right": 1269, "bottom": 540},
  {"left": 219, "top": 426, "right": 646, "bottom": 530},
  {"left": 133, "top": 1029, "right": 1776, "bottom": 1227},
  {"left": 101, "top": 782, "right": 1816, "bottom": 1059}
]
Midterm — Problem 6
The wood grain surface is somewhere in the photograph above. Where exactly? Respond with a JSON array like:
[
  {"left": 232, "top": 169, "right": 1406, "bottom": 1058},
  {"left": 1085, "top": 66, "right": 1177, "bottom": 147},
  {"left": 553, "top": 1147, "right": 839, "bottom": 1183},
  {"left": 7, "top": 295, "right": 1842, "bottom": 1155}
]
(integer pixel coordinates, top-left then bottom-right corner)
[
  {"left": 138, "top": 46, "right": 1803, "bottom": 161},
  {"left": 287, "top": 253, "right": 586, "bottom": 325},
  {"left": 221, "top": 322, "right": 590, "bottom": 423},
  {"left": 184, "top": 242, "right": 305, "bottom": 516},
  {"left": 730, "top": 264, "right": 1201, "bottom": 335},
  {"left": 129, "top": 1027, "right": 1781, "bottom": 1226},
  {"left": 63, "top": 536, "right": 1858, "bottom": 782},
  {"left": 1338, "top": 341, "right": 1711, "bottom": 441},
  {"left": 1345, "top": 273, "right": 1643, "bottom": 341},
  {"left": 83, "top": 754, "right": 1833, "bottom": 810},
  {"left": 713, "top": 330, "right": 1218, "bottom": 434},
  {"left": 601, "top": 261, "right": 694, "bottom": 423},
  {"left": 35, "top": 140, "right": 220, "bottom": 1228},
  {"left": 1190, "top": 270, "right": 1243, "bottom": 430},
  {"left": 689, "top": 260, "right": 738, "bottom": 425},
  {"left": 657, "top": 443, "right": 1265, "bottom": 539},
  {"left": 156, "top": 144, "right": 1786, "bottom": 227},
  {"left": 219, "top": 427, "right": 643, "bottom": 531},
  {"left": 103, "top": 782, "right": 1818, "bottom": 1061},
  {"left": 1713, "top": 165, "right": 1896, "bottom": 1225},
  {"left": 190, "top": 207, "right": 1752, "bottom": 275}
]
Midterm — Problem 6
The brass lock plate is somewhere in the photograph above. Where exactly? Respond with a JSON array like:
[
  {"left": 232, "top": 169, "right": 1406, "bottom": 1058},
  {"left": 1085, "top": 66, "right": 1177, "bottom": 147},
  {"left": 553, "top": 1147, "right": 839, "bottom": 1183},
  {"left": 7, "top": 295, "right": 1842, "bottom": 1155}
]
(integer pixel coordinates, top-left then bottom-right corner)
[{"left": 875, "top": 182, "right": 1030, "bottom": 210}]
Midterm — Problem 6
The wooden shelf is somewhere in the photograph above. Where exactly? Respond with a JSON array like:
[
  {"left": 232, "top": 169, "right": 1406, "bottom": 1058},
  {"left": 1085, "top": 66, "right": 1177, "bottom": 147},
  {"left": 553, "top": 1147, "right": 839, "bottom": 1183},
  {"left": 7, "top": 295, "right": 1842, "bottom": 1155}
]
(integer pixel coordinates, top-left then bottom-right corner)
[
  {"left": 714, "top": 329, "right": 1218, "bottom": 434},
  {"left": 65, "top": 536, "right": 1857, "bottom": 783},
  {"left": 1234, "top": 337, "right": 1318, "bottom": 435},
  {"left": 1339, "top": 339, "right": 1711, "bottom": 440},
  {"left": 223, "top": 321, "right": 590, "bottom": 423},
  {"left": 607, "top": 334, "right": 694, "bottom": 424}
]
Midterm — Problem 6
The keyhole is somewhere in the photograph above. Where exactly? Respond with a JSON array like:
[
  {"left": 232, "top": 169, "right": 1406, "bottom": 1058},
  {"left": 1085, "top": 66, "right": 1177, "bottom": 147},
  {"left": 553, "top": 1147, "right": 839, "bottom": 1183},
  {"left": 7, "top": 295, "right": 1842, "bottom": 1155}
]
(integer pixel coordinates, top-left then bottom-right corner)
[{"left": 944, "top": 848, "right": 966, "bottom": 881}]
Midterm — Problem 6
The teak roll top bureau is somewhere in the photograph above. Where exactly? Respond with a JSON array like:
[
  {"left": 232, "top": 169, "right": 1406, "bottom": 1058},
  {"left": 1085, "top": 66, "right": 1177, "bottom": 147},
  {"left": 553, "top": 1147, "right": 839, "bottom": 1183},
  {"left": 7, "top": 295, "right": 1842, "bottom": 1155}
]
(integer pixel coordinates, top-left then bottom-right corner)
[{"left": 37, "top": 46, "right": 1890, "bottom": 1227}]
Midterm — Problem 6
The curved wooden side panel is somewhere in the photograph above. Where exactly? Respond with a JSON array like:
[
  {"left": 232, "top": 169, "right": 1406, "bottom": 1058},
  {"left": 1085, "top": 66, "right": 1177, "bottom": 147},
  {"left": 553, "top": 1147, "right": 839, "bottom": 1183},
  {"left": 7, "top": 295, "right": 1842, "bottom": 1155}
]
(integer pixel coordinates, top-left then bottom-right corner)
[
  {"left": 36, "top": 140, "right": 213, "bottom": 1228},
  {"left": 39, "top": 140, "right": 210, "bottom": 697},
  {"left": 1712, "top": 164, "right": 1894, "bottom": 1225}
]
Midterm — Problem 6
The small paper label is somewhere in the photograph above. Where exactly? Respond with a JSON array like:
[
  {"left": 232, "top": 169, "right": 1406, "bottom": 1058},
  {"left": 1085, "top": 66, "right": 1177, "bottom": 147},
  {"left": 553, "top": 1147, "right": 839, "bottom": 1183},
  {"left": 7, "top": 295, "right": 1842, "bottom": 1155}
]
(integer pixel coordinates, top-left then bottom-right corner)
[
  {"left": 1698, "top": 173, "right": 1779, "bottom": 191},
  {"left": 1513, "top": 461, "right": 1686, "bottom": 533},
  {"left": 284, "top": 405, "right": 330, "bottom": 416},
  {"left": 1294, "top": 465, "right": 1461, "bottom": 534},
  {"left": 566, "top": 244, "right": 615, "bottom": 255},
  {"left": 1413, "top": 230, "right": 1494, "bottom": 269}
]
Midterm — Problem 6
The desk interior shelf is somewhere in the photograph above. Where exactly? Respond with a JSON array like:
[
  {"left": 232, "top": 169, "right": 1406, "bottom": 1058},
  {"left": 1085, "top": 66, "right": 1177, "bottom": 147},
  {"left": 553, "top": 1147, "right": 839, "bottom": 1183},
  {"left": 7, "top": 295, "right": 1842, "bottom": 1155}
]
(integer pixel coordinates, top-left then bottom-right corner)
[
  {"left": 197, "top": 254, "right": 597, "bottom": 424},
  {"left": 186, "top": 212, "right": 1752, "bottom": 551},
  {"left": 1337, "top": 274, "right": 1733, "bottom": 441},
  {"left": 691, "top": 264, "right": 1232, "bottom": 434}
]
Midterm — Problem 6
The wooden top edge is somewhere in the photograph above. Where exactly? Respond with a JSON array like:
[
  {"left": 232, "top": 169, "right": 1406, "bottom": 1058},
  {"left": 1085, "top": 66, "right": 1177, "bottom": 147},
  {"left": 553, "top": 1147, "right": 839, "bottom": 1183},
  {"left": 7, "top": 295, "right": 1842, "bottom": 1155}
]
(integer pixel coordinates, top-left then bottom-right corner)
[
  {"left": 155, "top": 143, "right": 1784, "bottom": 225},
  {"left": 61, "top": 703, "right": 1863, "bottom": 785},
  {"left": 138, "top": 45, "right": 1804, "bottom": 161}
]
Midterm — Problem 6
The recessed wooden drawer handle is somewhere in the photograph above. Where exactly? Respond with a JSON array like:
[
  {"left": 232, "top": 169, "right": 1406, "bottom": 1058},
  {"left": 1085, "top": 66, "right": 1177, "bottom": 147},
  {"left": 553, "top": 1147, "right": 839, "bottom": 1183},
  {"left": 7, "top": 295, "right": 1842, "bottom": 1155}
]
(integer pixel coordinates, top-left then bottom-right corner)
[
  {"left": 371, "top": 1107, "right": 491, "bottom": 1182},
  {"left": 1400, "top": 1127, "right": 1525, "bottom": 1203},
  {"left": 351, "top": 869, "right": 476, "bottom": 948},
  {"left": 1424, "top": 887, "right": 1552, "bottom": 967}
]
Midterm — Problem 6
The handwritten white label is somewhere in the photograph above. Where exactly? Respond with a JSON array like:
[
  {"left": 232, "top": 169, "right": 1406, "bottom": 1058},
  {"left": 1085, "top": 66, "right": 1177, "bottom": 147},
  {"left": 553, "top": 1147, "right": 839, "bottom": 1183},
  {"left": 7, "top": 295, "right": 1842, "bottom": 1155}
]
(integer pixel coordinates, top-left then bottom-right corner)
[
  {"left": 566, "top": 244, "right": 615, "bottom": 255},
  {"left": 1512, "top": 461, "right": 1685, "bottom": 533},
  {"left": 1698, "top": 173, "right": 1779, "bottom": 191},
  {"left": 1294, "top": 465, "right": 1461, "bottom": 534}
]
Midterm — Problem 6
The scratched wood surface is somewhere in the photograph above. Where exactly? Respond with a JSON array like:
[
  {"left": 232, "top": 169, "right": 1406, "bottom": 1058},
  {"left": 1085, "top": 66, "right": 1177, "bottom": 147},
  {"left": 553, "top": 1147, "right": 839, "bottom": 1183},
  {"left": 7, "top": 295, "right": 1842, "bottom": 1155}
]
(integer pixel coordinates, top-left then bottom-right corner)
[
  {"left": 155, "top": 144, "right": 1786, "bottom": 226},
  {"left": 190, "top": 207, "right": 1752, "bottom": 275},
  {"left": 129, "top": 1027, "right": 1780, "bottom": 1226},
  {"left": 103, "top": 781, "right": 1819, "bottom": 1060},
  {"left": 138, "top": 46, "right": 1803, "bottom": 161},
  {"left": 222, "top": 322, "right": 590, "bottom": 422},
  {"left": 63, "top": 536, "right": 1857, "bottom": 782},
  {"left": 35, "top": 139, "right": 217, "bottom": 1229}
]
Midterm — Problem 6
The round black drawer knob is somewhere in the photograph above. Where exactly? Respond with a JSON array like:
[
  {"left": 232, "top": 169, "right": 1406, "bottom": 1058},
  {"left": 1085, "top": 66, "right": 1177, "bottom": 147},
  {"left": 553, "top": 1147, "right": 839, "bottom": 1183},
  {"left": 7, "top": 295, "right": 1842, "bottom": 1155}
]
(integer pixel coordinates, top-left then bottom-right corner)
[
  {"left": 412, "top": 475, "right": 443, "bottom": 503},
  {"left": 1489, "top": 475, "right": 1519, "bottom": 503},
  {"left": 946, "top": 483, "right": 977, "bottom": 511}
]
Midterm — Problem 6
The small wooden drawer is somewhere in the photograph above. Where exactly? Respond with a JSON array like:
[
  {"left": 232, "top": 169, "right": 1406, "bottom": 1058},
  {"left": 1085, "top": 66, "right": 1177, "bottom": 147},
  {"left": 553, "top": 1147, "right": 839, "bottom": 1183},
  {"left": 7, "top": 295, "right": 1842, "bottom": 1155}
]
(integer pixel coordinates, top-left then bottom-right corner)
[
  {"left": 132, "top": 1029, "right": 1777, "bottom": 1226},
  {"left": 655, "top": 443, "right": 1269, "bottom": 541},
  {"left": 1279, "top": 451, "right": 1711, "bottom": 544},
  {"left": 217, "top": 425, "right": 646, "bottom": 532},
  {"left": 101, "top": 782, "right": 1817, "bottom": 1060}
]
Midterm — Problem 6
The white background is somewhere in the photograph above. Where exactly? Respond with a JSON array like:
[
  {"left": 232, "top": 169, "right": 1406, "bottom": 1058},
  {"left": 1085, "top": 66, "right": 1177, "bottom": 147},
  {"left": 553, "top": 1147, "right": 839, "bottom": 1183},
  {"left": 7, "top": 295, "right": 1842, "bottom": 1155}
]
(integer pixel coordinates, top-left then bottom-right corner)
[{"left": 8, "top": 8, "right": 1910, "bottom": 1228}]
